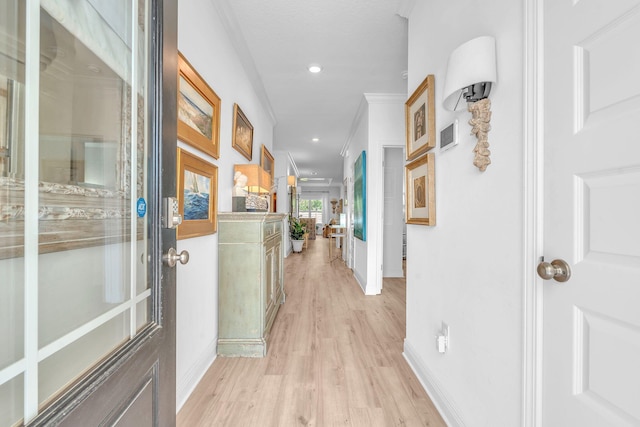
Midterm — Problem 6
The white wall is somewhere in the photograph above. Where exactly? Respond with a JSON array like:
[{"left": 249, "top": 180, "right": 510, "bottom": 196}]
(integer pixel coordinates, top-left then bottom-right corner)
[
  {"left": 343, "top": 94, "right": 405, "bottom": 294},
  {"left": 176, "top": 0, "right": 276, "bottom": 410},
  {"left": 273, "top": 150, "right": 294, "bottom": 256},
  {"left": 366, "top": 95, "right": 405, "bottom": 292},
  {"left": 403, "top": 1, "right": 524, "bottom": 426},
  {"left": 343, "top": 99, "right": 369, "bottom": 291}
]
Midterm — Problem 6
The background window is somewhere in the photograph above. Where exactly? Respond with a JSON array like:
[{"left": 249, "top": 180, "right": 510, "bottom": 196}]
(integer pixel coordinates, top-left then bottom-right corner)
[{"left": 299, "top": 199, "right": 323, "bottom": 224}]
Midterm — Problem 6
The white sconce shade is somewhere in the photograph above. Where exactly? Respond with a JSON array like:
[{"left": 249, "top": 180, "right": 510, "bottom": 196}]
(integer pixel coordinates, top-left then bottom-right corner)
[{"left": 442, "top": 36, "right": 497, "bottom": 111}]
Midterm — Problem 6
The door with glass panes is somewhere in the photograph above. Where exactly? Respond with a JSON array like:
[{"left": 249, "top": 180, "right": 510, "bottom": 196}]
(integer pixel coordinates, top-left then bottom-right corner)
[{"left": 0, "top": 1, "right": 179, "bottom": 425}]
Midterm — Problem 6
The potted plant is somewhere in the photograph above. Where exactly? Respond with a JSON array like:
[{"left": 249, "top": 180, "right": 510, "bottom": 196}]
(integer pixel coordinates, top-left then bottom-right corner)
[{"left": 289, "top": 216, "right": 306, "bottom": 253}]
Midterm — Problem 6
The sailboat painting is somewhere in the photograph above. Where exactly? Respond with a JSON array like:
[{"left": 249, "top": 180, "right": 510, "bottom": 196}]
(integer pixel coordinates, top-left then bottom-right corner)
[
  {"left": 177, "top": 148, "right": 218, "bottom": 239},
  {"left": 183, "top": 170, "right": 210, "bottom": 220}
]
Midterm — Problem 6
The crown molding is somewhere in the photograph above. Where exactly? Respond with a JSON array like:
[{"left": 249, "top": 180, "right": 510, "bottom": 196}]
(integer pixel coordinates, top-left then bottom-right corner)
[
  {"left": 341, "top": 95, "right": 368, "bottom": 157},
  {"left": 364, "top": 93, "right": 406, "bottom": 104},
  {"left": 288, "top": 152, "right": 299, "bottom": 177},
  {"left": 342, "top": 93, "right": 406, "bottom": 157},
  {"left": 211, "top": 0, "right": 277, "bottom": 126},
  {"left": 396, "top": 0, "right": 417, "bottom": 19}
]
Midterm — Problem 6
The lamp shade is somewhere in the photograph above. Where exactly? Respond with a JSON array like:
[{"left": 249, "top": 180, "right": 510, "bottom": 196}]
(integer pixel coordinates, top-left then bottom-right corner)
[
  {"left": 442, "top": 36, "right": 497, "bottom": 111},
  {"left": 234, "top": 164, "right": 271, "bottom": 194}
]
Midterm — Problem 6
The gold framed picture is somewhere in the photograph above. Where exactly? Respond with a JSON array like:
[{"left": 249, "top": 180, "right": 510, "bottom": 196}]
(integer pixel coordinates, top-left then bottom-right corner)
[
  {"left": 177, "top": 52, "right": 221, "bottom": 159},
  {"left": 177, "top": 148, "right": 218, "bottom": 239},
  {"left": 405, "top": 74, "right": 435, "bottom": 160},
  {"left": 260, "top": 144, "right": 275, "bottom": 211},
  {"left": 260, "top": 144, "right": 274, "bottom": 183},
  {"left": 406, "top": 152, "right": 435, "bottom": 226},
  {"left": 232, "top": 103, "right": 254, "bottom": 161}
]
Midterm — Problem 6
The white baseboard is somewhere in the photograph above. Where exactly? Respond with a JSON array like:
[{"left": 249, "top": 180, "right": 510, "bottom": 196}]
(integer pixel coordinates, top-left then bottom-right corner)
[
  {"left": 353, "top": 269, "right": 366, "bottom": 293},
  {"left": 403, "top": 340, "right": 466, "bottom": 427},
  {"left": 383, "top": 268, "right": 405, "bottom": 278},
  {"left": 176, "top": 339, "right": 217, "bottom": 412}
]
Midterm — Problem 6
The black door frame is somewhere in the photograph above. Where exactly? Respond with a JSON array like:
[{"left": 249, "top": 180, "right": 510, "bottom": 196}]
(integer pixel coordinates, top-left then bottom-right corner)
[{"left": 29, "top": 0, "right": 178, "bottom": 425}]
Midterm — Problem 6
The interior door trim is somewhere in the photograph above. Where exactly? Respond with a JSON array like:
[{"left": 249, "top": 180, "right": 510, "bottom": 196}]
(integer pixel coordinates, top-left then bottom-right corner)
[{"left": 522, "top": 0, "right": 544, "bottom": 426}]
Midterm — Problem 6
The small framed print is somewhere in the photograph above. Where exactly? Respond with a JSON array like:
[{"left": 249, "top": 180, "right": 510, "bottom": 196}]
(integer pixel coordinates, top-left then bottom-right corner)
[
  {"left": 405, "top": 74, "right": 436, "bottom": 160},
  {"left": 260, "top": 144, "right": 274, "bottom": 183},
  {"left": 406, "top": 153, "right": 435, "bottom": 226},
  {"left": 260, "top": 144, "right": 275, "bottom": 211},
  {"left": 177, "top": 52, "right": 221, "bottom": 159},
  {"left": 232, "top": 103, "right": 254, "bottom": 161},
  {"left": 177, "top": 148, "right": 218, "bottom": 239}
]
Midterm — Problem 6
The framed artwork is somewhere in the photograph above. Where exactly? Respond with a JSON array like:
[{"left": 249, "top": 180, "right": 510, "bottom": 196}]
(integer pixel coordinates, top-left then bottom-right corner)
[
  {"left": 177, "top": 148, "right": 218, "bottom": 239},
  {"left": 232, "top": 103, "right": 254, "bottom": 161},
  {"left": 260, "top": 144, "right": 275, "bottom": 211},
  {"left": 405, "top": 74, "right": 435, "bottom": 160},
  {"left": 260, "top": 144, "right": 274, "bottom": 183},
  {"left": 177, "top": 52, "right": 221, "bottom": 159},
  {"left": 353, "top": 150, "right": 366, "bottom": 241},
  {"left": 406, "top": 153, "right": 435, "bottom": 226}
]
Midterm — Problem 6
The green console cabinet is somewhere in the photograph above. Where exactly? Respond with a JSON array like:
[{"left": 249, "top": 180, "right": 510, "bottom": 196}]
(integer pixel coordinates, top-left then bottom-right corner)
[{"left": 217, "top": 212, "right": 286, "bottom": 357}]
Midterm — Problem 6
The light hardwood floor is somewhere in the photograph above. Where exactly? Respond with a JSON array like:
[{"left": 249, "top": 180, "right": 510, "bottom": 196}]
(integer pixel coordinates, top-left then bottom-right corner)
[{"left": 177, "top": 237, "right": 446, "bottom": 427}]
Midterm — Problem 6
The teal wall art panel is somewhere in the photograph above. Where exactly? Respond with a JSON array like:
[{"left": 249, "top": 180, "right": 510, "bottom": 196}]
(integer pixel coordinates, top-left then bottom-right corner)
[{"left": 353, "top": 150, "right": 366, "bottom": 241}]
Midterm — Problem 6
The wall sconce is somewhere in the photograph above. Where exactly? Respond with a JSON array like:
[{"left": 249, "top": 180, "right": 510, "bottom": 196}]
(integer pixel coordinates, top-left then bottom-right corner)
[
  {"left": 443, "top": 36, "right": 497, "bottom": 171},
  {"left": 273, "top": 175, "right": 297, "bottom": 192}
]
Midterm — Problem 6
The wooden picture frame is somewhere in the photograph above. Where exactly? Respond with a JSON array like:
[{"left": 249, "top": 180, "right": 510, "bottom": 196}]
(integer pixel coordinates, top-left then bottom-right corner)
[
  {"left": 405, "top": 74, "right": 435, "bottom": 160},
  {"left": 406, "top": 153, "right": 435, "bottom": 226},
  {"left": 177, "top": 52, "right": 221, "bottom": 159},
  {"left": 232, "top": 103, "right": 254, "bottom": 161},
  {"left": 260, "top": 144, "right": 275, "bottom": 211},
  {"left": 260, "top": 144, "right": 274, "bottom": 183},
  {"left": 177, "top": 148, "right": 218, "bottom": 239}
]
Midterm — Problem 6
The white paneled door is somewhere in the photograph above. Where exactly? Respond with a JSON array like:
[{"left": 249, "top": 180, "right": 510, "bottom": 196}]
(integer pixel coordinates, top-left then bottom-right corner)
[
  {"left": 542, "top": 0, "right": 640, "bottom": 425},
  {"left": 0, "top": 1, "right": 178, "bottom": 425}
]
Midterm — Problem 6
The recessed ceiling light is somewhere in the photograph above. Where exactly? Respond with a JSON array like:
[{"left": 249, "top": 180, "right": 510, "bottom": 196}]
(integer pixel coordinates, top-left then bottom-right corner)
[
  {"left": 308, "top": 64, "right": 322, "bottom": 73},
  {"left": 311, "top": 138, "right": 319, "bottom": 143}
]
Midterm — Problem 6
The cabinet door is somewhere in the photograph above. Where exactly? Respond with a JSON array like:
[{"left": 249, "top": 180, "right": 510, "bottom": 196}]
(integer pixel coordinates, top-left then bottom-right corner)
[
  {"left": 264, "top": 242, "right": 275, "bottom": 324},
  {"left": 273, "top": 240, "right": 282, "bottom": 303}
]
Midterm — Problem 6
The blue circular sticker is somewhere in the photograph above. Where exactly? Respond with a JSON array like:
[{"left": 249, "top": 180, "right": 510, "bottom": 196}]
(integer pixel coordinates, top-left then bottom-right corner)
[{"left": 136, "top": 198, "right": 147, "bottom": 218}]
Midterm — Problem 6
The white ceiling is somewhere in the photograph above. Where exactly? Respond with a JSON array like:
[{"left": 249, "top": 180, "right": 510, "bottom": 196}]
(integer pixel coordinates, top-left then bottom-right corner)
[{"left": 218, "top": 0, "right": 410, "bottom": 187}]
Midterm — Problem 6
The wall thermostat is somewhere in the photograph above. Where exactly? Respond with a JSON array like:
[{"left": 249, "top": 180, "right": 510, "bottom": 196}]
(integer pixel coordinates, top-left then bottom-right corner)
[{"left": 440, "top": 120, "right": 458, "bottom": 151}]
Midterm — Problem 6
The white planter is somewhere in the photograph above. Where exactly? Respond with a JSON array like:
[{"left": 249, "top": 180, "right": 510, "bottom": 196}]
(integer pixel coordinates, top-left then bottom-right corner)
[{"left": 291, "top": 239, "right": 304, "bottom": 253}]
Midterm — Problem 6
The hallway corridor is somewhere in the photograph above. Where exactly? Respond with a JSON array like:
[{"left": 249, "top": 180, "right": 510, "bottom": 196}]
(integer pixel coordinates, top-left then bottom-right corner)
[{"left": 177, "top": 237, "right": 445, "bottom": 426}]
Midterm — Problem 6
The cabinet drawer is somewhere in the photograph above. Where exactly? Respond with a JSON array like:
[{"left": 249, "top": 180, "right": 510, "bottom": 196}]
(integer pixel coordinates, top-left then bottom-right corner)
[{"left": 263, "top": 220, "right": 282, "bottom": 240}]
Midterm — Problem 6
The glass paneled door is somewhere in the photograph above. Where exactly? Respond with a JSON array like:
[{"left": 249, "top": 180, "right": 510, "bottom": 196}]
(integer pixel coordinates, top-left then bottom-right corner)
[{"left": 0, "top": 1, "right": 178, "bottom": 425}]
